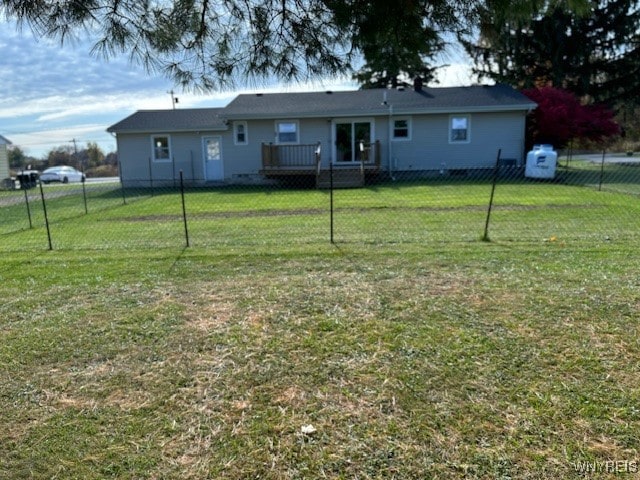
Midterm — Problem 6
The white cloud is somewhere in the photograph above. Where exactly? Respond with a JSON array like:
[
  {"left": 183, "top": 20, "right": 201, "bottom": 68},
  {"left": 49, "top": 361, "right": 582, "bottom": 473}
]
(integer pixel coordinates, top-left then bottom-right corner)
[
  {"left": 0, "top": 17, "right": 477, "bottom": 158},
  {"left": 8, "top": 124, "right": 117, "bottom": 155},
  {"left": 0, "top": 19, "right": 181, "bottom": 155}
]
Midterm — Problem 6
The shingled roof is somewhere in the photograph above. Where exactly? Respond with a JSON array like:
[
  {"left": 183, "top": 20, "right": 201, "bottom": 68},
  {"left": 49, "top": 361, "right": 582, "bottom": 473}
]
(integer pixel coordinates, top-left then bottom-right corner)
[
  {"left": 107, "top": 84, "right": 535, "bottom": 133},
  {"left": 222, "top": 84, "right": 536, "bottom": 119},
  {"left": 107, "top": 108, "right": 226, "bottom": 133}
]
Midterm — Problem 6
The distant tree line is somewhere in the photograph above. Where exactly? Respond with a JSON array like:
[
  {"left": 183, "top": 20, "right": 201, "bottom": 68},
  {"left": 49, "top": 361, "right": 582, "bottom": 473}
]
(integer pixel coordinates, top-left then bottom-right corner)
[{"left": 8, "top": 143, "right": 118, "bottom": 177}]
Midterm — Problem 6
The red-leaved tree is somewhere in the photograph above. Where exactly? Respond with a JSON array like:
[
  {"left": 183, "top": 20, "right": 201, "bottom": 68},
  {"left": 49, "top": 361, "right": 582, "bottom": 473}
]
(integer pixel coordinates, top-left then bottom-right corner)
[
  {"left": 523, "top": 87, "right": 620, "bottom": 149},
  {"left": 577, "top": 103, "right": 621, "bottom": 143}
]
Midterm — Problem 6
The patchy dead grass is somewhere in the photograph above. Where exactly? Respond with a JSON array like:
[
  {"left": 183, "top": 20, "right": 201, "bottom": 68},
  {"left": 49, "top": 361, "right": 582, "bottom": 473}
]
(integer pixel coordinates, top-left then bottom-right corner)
[{"left": 1, "top": 247, "right": 639, "bottom": 478}]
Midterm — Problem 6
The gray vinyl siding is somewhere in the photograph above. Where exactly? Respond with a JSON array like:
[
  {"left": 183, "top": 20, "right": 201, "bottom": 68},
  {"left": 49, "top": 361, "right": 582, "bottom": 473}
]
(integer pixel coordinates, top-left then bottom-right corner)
[
  {"left": 167, "top": 133, "right": 206, "bottom": 181},
  {"left": 117, "top": 131, "right": 229, "bottom": 183},
  {"left": 115, "top": 110, "right": 528, "bottom": 183},
  {"left": 116, "top": 135, "right": 149, "bottom": 182},
  {"left": 388, "top": 112, "right": 526, "bottom": 172},
  {"left": 0, "top": 145, "right": 9, "bottom": 179},
  {"left": 222, "top": 118, "right": 333, "bottom": 176},
  {"left": 222, "top": 120, "right": 265, "bottom": 177}
]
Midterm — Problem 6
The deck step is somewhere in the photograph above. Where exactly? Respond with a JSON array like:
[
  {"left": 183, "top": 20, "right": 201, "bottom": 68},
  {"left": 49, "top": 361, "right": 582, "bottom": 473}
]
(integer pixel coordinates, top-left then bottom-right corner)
[{"left": 316, "top": 169, "right": 364, "bottom": 189}]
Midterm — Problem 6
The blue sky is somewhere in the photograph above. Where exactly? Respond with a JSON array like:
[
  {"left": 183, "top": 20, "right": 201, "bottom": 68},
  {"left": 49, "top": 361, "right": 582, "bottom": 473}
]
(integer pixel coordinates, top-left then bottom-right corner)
[{"left": 0, "top": 19, "right": 473, "bottom": 159}]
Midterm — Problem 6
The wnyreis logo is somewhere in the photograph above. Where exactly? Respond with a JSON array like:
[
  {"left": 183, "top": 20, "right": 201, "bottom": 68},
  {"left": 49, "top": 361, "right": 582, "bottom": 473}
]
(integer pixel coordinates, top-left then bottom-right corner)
[{"left": 572, "top": 460, "right": 638, "bottom": 474}]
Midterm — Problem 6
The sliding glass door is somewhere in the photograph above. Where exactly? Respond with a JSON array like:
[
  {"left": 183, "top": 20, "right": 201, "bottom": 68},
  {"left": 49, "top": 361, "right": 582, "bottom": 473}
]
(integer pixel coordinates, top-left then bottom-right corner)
[{"left": 334, "top": 120, "right": 373, "bottom": 163}]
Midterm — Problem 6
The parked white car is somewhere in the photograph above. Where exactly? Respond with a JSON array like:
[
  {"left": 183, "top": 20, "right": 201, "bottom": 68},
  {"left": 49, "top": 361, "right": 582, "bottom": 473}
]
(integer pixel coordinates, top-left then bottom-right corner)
[{"left": 40, "top": 166, "right": 85, "bottom": 184}]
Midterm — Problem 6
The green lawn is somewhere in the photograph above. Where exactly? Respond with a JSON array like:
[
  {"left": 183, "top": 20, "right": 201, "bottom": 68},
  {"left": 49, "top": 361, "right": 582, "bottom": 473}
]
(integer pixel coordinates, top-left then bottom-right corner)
[
  {"left": 3, "top": 168, "right": 640, "bottom": 251},
  {"left": 1, "top": 175, "right": 640, "bottom": 478}
]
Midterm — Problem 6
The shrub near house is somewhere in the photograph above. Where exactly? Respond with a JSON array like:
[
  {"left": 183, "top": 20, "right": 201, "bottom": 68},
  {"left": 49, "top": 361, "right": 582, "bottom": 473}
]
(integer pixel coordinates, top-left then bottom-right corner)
[{"left": 523, "top": 87, "right": 620, "bottom": 149}]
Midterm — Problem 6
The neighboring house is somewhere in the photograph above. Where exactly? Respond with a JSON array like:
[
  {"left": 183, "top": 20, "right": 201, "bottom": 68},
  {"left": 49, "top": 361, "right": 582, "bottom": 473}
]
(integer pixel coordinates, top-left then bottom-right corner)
[
  {"left": 0, "top": 135, "right": 12, "bottom": 182},
  {"left": 107, "top": 82, "right": 536, "bottom": 187}
]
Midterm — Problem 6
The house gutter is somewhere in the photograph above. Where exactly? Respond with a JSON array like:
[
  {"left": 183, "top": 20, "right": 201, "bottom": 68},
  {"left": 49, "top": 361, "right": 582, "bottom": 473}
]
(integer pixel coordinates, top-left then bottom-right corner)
[{"left": 106, "top": 126, "right": 228, "bottom": 134}]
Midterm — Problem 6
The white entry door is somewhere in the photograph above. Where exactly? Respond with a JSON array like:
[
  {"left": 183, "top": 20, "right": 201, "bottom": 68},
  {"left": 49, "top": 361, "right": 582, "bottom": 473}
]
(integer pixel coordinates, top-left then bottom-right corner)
[{"left": 203, "top": 136, "right": 224, "bottom": 181}]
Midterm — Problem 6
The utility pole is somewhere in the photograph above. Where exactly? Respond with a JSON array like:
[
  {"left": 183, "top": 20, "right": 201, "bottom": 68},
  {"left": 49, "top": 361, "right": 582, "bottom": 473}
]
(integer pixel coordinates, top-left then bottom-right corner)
[
  {"left": 70, "top": 138, "right": 79, "bottom": 169},
  {"left": 168, "top": 90, "right": 179, "bottom": 109}
]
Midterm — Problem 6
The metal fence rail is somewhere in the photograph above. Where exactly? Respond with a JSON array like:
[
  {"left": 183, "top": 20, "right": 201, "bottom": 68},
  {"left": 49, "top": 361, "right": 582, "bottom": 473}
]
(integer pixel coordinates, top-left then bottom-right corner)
[{"left": 2, "top": 155, "right": 640, "bottom": 252}]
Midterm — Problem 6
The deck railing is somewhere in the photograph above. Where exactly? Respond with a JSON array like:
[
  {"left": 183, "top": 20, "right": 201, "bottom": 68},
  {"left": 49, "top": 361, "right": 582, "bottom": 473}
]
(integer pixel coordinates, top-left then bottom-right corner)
[
  {"left": 360, "top": 140, "right": 380, "bottom": 167},
  {"left": 262, "top": 143, "right": 321, "bottom": 170},
  {"left": 334, "top": 140, "right": 381, "bottom": 167},
  {"left": 261, "top": 140, "right": 380, "bottom": 174}
]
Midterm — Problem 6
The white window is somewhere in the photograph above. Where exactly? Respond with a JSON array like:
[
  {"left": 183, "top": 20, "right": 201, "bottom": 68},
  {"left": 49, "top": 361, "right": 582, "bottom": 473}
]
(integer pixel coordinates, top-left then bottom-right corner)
[
  {"left": 276, "top": 120, "right": 299, "bottom": 144},
  {"left": 450, "top": 115, "right": 470, "bottom": 143},
  {"left": 152, "top": 135, "right": 171, "bottom": 161},
  {"left": 234, "top": 121, "right": 248, "bottom": 145},
  {"left": 392, "top": 117, "right": 411, "bottom": 140}
]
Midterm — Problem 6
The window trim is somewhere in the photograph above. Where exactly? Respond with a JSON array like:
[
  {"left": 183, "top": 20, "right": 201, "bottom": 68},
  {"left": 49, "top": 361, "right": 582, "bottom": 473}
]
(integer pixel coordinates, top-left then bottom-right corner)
[
  {"left": 275, "top": 120, "right": 300, "bottom": 145},
  {"left": 331, "top": 118, "right": 375, "bottom": 164},
  {"left": 392, "top": 117, "right": 412, "bottom": 141},
  {"left": 449, "top": 115, "right": 471, "bottom": 144},
  {"left": 234, "top": 121, "right": 248, "bottom": 146},
  {"left": 151, "top": 135, "right": 172, "bottom": 162}
]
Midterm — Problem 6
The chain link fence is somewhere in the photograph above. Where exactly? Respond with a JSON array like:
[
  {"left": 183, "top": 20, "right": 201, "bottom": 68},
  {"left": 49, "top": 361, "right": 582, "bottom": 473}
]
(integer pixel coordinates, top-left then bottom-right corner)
[{"left": 2, "top": 153, "right": 640, "bottom": 252}]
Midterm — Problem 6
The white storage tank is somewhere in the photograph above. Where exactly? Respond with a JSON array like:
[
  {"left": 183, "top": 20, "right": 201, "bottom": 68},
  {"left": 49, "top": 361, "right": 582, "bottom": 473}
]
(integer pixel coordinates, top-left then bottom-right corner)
[{"left": 525, "top": 144, "right": 557, "bottom": 179}]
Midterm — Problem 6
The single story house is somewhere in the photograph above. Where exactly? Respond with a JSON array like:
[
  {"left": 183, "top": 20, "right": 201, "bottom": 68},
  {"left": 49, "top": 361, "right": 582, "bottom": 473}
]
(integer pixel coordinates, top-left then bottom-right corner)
[{"left": 107, "top": 82, "right": 536, "bottom": 187}]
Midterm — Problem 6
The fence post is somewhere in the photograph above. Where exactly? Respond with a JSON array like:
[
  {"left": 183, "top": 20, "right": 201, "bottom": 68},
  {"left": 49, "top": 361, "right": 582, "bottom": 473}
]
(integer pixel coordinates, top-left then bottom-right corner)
[
  {"left": 482, "top": 149, "right": 502, "bottom": 242},
  {"left": 39, "top": 181, "right": 53, "bottom": 250},
  {"left": 148, "top": 156, "right": 154, "bottom": 196},
  {"left": 119, "top": 162, "right": 127, "bottom": 205},
  {"left": 23, "top": 187, "right": 33, "bottom": 229},
  {"left": 330, "top": 160, "right": 334, "bottom": 244},
  {"left": 190, "top": 150, "right": 195, "bottom": 181},
  {"left": 179, "top": 170, "right": 190, "bottom": 247},
  {"left": 81, "top": 169, "right": 88, "bottom": 214},
  {"left": 172, "top": 156, "right": 177, "bottom": 188},
  {"left": 598, "top": 148, "right": 606, "bottom": 191}
]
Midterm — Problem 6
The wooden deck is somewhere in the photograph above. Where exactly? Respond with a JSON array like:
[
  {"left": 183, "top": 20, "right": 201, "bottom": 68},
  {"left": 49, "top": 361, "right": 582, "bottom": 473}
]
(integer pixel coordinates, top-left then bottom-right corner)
[
  {"left": 260, "top": 143, "right": 322, "bottom": 175},
  {"left": 261, "top": 141, "right": 381, "bottom": 188}
]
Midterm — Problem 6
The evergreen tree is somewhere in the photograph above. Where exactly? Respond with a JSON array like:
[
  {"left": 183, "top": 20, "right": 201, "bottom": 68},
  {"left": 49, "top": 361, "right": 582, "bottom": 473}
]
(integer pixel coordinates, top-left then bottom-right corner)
[
  {"left": 0, "top": 0, "right": 590, "bottom": 91},
  {"left": 347, "top": 0, "right": 452, "bottom": 88},
  {"left": 464, "top": 0, "right": 640, "bottom": 105}
]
